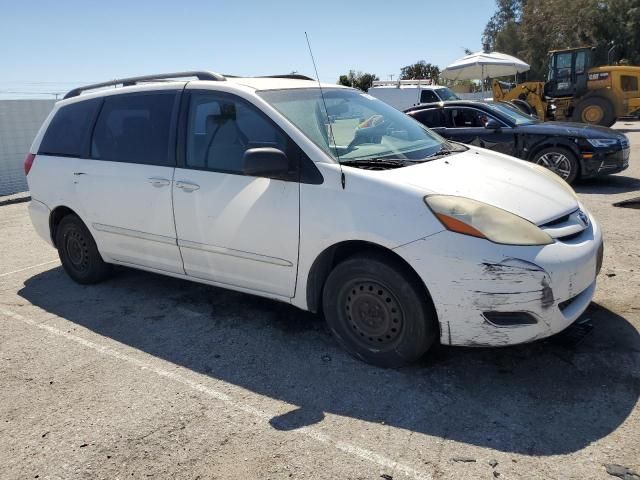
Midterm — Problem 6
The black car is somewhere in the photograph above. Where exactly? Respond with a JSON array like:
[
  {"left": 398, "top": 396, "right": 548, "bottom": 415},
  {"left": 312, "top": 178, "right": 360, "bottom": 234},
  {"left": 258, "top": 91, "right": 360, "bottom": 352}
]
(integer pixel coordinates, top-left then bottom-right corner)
[{"left": 405, "top": 100, "right": 630, "bottom": 184}]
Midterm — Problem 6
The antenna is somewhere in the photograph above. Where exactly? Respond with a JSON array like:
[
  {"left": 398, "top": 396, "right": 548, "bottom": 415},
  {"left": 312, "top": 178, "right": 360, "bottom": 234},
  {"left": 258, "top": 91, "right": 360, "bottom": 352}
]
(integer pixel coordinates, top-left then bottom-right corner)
[{"left": 304, "top": 32, "right": 346, "bottom": 189}]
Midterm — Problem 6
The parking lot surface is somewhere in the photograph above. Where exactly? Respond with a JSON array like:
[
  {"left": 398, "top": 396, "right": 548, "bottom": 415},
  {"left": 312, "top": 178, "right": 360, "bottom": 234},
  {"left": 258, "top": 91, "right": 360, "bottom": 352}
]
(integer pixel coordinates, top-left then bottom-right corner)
[{"left": 1, "top": 122, "right": 639, "bottom": 480}]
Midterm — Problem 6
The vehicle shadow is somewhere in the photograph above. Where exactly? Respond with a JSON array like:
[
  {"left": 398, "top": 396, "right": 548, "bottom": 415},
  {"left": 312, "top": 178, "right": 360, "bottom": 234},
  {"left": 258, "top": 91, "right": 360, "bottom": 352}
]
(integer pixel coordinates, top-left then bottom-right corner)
[
  {"left": 574, "top": 173, "right": 640, "bottom": 195},
  {"left": 18, "top": 266, "right": 640, "bottom": 456}
]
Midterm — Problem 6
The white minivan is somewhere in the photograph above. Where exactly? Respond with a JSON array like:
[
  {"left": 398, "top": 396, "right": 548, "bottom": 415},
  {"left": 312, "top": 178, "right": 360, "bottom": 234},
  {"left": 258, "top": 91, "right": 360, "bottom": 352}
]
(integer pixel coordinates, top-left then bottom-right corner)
[{"left": 26, "top": 71, "right": 603, "bottom": 367}]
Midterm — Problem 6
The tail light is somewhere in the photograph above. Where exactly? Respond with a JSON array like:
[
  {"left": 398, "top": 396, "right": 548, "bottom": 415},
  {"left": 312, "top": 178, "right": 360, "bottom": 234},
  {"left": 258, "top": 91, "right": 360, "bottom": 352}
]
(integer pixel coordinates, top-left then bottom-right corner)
[{"left": 24, "top": 153, "right": 35, "bottom": 176}]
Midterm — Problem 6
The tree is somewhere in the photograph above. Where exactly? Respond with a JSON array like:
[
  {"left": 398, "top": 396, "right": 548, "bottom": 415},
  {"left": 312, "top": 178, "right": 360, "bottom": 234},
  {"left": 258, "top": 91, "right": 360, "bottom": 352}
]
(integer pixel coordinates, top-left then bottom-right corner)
[
  {"left": 337, "top": 70, "right": 379, "bottom": 91},
  {"left": 482, "top": 0, "right": 525, "bottom": 52},
  {"left": 593, "top": 0, "right": 640, "bottom": 65},
  {"left": 399, "top": 61, "right": 440, "bottom": 83},
  {"left": 482, "top": 0, "right": 640, "bottom": 81},
  {"left": 519, "top": 0, "right": 600, "bottom": 78}
]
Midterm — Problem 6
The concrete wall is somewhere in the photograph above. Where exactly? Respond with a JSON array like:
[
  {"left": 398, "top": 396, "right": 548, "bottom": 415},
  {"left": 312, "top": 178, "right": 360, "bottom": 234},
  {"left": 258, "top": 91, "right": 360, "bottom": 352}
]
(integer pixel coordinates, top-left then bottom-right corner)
[{"left": 0, "top": 100, "right": 55, "bottom": 196}]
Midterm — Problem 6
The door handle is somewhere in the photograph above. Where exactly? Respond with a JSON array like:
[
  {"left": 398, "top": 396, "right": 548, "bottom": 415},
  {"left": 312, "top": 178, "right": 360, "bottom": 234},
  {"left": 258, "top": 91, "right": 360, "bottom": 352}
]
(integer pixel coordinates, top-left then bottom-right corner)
[
  {"left": 175, "top": 181, "right": 200, "bottom": 192},
  {"left": 148, "top": 177, "right": 171, "bottom": 188},
  {"left": 73, "top": 172, "right": 86, "bottom": 176}
]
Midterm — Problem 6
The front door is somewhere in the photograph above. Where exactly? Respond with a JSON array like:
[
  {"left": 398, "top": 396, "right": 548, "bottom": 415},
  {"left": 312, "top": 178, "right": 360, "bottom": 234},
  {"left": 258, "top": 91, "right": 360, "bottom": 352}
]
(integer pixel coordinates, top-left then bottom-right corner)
[
  {"left": 74, "top": 90, "right": 184, "bottom": 274},
  {"left": 443, "top": 107, "right": 516, "bottom": 156},
  {"left": 172, "top": 90, "right": 300, "bottom": 298}
]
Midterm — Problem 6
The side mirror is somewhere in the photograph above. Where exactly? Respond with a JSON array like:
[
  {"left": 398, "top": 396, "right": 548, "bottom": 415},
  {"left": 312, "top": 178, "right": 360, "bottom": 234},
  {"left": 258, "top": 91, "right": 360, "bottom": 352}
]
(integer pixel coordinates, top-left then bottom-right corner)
[
  {"left": 242, "top": 147, "right": 290, "bottom": 178},
  {"left": 485, "top": 118, "right": 501, "bottom": 130}
]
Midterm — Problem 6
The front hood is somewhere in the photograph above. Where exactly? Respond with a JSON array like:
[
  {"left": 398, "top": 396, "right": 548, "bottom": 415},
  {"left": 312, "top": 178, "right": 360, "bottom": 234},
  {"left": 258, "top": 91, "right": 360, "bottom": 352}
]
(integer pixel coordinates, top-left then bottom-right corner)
[
  {"left": 520, "top": 121, "right": 623, "bottom": 139},
  {"left": 384, "top": 147, "right": 578, "bottom": 225}
]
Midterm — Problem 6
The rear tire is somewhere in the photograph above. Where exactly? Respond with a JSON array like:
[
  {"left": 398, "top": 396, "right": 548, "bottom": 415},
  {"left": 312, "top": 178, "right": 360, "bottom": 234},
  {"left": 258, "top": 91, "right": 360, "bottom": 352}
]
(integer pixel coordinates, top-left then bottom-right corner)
[
  {"left": 322, "top": 252, "right": 438, "bottom": 368},
  {"left": 573, "top": 97, "right": 615, "bottom": 127},
  {"left": 55, "top": 214, "right": 111, "bottom": 284},
  {"left": 532, "top": 146, "right": 580, "bottom": 184}
]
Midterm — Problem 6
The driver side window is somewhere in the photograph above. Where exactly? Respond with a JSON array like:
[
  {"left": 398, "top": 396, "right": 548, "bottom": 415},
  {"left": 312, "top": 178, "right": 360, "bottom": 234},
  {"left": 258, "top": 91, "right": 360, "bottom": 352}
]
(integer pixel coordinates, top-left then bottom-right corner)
[
  {"left": 186, "top": 92, "right": 287, "bottom": 174},
  {"left": 447, "top": 108, "right": 493, "bottom": 128}
]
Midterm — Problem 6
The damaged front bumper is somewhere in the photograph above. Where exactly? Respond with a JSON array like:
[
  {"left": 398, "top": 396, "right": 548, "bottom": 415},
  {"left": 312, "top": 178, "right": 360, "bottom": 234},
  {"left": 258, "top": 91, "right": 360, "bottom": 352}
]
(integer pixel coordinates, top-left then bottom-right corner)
[
  {"left": 580, "top": 145, "right": 630, "bottom": 178},
  {"left": 394, "top": 213, "right": 603, "bottom": 347}
]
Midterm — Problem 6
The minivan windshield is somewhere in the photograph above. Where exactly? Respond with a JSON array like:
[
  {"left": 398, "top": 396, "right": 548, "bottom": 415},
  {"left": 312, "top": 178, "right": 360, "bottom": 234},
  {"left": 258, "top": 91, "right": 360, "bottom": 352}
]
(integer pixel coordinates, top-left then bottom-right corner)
[{"left": 258, "top": 88, "right": 448, "bottom": 162}]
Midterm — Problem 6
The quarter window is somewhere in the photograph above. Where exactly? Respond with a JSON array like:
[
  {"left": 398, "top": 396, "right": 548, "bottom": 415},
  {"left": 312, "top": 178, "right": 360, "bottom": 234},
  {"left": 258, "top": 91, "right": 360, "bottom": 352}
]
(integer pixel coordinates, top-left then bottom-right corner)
[
  {"left": 186, "top": 93, "right": 287, "bottom": 174},
  {"left": 91, "top": 92, "right": 176, "bottom": 166},
  {"left": 39, "top": 99, "right": 101, "bottom": 157}
]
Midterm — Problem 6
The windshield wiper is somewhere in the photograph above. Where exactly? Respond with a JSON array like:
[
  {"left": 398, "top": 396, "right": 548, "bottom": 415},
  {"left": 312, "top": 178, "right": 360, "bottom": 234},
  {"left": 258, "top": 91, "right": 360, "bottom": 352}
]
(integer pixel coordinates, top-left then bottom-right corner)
[
  {"left": 424, "top": 145, "right": 464, "bottom": 160},
  {"left": 340, "top": 157, "right": 413, "bottom": 167},
  {"left": 340, "top": 158, "right": 413, "bottom": 168}
]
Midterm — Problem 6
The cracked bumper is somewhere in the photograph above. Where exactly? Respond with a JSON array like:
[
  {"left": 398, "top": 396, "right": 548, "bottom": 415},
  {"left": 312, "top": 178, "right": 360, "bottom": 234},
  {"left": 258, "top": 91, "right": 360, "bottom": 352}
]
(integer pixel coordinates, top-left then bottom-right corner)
[
  {"left": 394, "top": 213, "right": 602, "bottom": 346},
  {"left": 581, "top": 147, "right": 630, "bottom": 178}
]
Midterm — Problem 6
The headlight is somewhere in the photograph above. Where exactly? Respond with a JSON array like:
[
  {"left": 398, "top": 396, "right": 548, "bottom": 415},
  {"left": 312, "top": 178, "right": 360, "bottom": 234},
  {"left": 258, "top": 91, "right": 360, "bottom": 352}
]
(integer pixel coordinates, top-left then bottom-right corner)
[
  {"left": 424, "top": 195, "right": 553, "bottom": 246},
  {"left": 586, "top": 138, "right": 619, "bottom": 148}
]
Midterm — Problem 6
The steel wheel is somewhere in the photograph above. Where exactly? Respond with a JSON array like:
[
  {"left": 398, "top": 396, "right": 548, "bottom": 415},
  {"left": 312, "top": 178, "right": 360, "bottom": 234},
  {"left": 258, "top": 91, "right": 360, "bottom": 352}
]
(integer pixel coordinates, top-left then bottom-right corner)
[
  {"left": 56, "top": 214, "right": 111, "bottom": 284},
  {"left": 63, "top": 228, "right": 90, "bottom": 274},
  {"left": 322, "top": 252, "right": 438, "bottom": 367},
  {"left": 344, "top": 280, "right": 404, "bottom": 348},
  {"left": 536, "top": 151, "right": 573, "bottom": 180}
]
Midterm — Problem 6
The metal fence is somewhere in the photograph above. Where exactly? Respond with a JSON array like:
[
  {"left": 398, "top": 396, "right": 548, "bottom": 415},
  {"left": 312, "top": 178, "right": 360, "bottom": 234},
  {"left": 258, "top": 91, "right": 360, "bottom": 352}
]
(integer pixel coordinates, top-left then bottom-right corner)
[{"left": 0, "top": 100, "right": 55, "bottom": 196}]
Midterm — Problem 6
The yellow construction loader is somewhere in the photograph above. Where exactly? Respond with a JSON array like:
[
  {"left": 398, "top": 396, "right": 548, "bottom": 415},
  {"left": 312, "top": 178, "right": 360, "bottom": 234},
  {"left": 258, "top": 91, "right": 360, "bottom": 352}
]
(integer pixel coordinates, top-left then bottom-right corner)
[{"left": 493, "top": 47, "right": 640, "bottom": 126}]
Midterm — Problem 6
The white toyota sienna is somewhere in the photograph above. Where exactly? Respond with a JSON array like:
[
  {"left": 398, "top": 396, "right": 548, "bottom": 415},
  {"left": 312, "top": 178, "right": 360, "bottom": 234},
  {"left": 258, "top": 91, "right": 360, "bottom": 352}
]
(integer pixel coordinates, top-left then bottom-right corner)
[{"left": 26, "top": 71, "right": 603, "bottom": 367}]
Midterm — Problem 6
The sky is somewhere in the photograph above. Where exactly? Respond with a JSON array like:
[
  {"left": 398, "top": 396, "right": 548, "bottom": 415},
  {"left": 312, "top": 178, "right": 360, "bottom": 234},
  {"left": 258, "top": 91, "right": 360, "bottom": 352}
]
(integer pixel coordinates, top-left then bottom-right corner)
[{"left": 0, "top": 0, "right": 496, "bottom": 99}]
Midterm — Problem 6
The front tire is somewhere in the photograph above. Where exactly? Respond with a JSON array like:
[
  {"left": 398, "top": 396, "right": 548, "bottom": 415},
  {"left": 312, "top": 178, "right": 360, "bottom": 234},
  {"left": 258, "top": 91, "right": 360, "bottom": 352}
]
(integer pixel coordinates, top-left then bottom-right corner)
[
  {"left": 55, "top": 214, "right": 111, "bottom": 284},
  {"left": 533, "top": 146, "right": 580, "bottom": 184},
  {"left": 322, "top": 253, "right": 438, "bottom": 368}
]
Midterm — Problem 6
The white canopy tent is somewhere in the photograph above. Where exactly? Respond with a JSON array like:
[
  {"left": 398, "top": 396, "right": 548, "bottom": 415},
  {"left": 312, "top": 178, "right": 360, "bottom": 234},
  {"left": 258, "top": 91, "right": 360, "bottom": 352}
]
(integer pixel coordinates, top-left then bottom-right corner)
[{"left": 441, "top": 51, "right": 530, "bottom": 90}]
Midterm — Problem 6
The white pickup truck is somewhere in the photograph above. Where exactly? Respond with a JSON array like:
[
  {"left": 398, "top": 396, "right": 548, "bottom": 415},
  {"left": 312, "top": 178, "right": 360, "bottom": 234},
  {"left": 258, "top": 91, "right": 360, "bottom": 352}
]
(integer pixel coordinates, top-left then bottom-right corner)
[{"left": 367, "top": 80, "right": 460, "bottom": 111}]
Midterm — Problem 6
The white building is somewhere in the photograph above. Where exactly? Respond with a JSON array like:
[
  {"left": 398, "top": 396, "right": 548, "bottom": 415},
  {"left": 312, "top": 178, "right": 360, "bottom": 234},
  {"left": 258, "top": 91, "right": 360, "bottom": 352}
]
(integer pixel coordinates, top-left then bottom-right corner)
[{"left": 0, "top": 100, "right": 55, "bottom": 196}]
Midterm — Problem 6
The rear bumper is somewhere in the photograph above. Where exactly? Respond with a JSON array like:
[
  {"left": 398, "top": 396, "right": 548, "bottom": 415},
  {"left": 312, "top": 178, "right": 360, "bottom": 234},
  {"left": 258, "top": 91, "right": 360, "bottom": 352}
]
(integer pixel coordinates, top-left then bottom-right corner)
[
  {"left": 28, "top": 198, "right": 54, "bottom": 247},
  {"left": 394, "top": 213, "right": 602, "bottom": 347}
]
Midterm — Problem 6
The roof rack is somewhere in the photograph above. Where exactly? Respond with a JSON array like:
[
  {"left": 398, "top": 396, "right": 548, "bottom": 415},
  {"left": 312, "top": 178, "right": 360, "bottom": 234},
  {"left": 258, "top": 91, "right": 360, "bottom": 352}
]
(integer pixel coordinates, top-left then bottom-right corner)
[
  {"left": 223, "top": 74, "right": 315, "bottom": 81},
  {"left": 63, "top": 71, "right": 226, "bottom": 99},
  {"left": 257, "top": 74, "right": 315, "bottom": 81}
]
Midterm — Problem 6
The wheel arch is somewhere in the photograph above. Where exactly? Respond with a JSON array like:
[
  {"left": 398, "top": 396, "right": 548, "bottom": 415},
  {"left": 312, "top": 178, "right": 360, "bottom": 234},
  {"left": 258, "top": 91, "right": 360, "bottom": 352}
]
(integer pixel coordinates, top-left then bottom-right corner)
[
  {"left": 579, "top": 91, "right": 617, "bottom": 111},
  {"left": 49, "top": 205, "right": 82, "bottom": 248},
  {"left": 527, "top": 138, "right": 581, "bottom": 163},
  {"left": 305, "top": 240, "right": 436, "bottom": 318}
]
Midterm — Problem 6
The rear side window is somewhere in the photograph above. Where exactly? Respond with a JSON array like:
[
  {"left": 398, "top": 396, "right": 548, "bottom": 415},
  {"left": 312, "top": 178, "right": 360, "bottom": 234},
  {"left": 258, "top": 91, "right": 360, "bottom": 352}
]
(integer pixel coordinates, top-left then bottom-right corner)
[
  {"left": 411, "top": 109, "right": 446, "bottom": 128},
  {"left": 91, "top": 92, "right": 176, "bottom": 166},
  {"left": 420, "top": 90, "right": 439, "bottom": 103},
  {"left": 39, "top": 99, "right": 101, "bottom": 157},
  {"left": 621, "top": 75, "right": 638, "bottom": 92}
]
